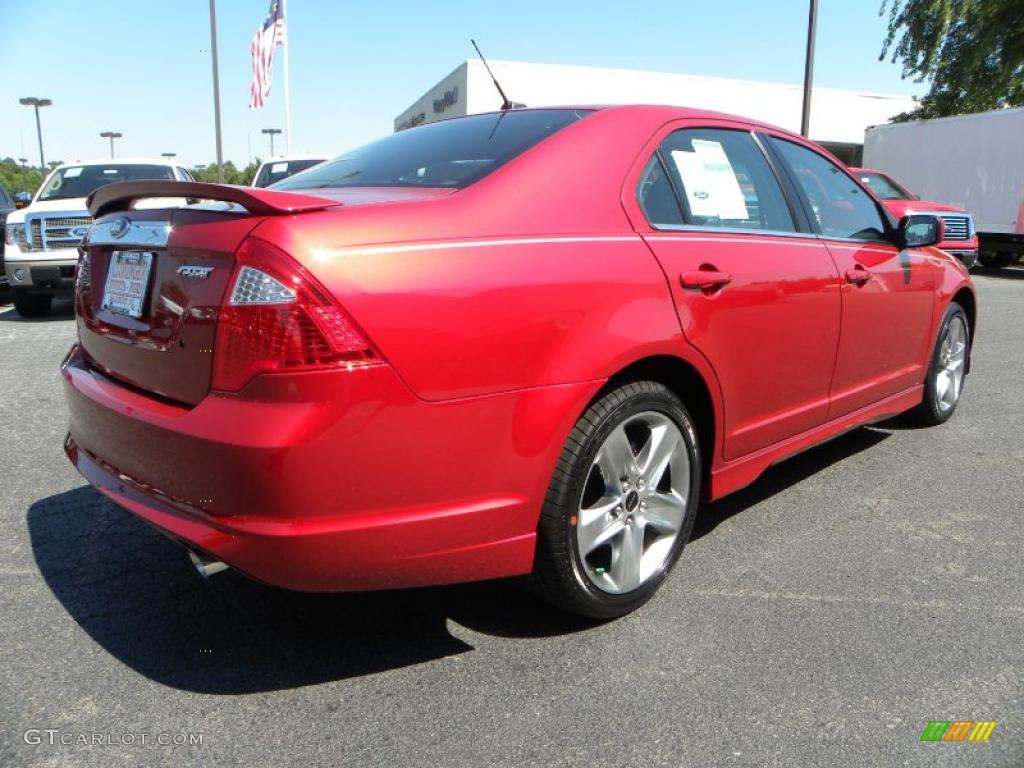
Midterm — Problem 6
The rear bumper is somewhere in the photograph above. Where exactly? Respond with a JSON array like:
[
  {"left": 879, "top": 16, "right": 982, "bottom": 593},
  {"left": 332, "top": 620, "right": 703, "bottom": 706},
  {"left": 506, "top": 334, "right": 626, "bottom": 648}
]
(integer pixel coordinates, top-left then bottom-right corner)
[{"left": 61, "top": 345, "right": 601, "bottom": 591}]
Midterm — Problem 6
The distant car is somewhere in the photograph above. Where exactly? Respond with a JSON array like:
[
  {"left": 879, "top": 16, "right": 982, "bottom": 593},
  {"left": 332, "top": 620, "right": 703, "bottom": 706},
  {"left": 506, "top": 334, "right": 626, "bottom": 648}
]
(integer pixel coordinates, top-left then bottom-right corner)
[
  {"left": 851, "top": 167, "right": 979, "bottom": 268},
  {"left": 0, "top": 183, "right": 15, "bottom": 283},
  {"left": 63, "top": 106, "right": 975, "bottom": 620},
  {"left": 251, "top": 156, "right": 328, "bottom": 188},
  {"left": 4, "top": 159, "right": 195, "bottom": 317}
]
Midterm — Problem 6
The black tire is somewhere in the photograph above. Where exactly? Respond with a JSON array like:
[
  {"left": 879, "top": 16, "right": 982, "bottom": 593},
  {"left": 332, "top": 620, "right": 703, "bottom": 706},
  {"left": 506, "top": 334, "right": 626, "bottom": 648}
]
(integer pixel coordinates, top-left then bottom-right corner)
[
  {"left": 907, "top": 302, "right": 970, "bottom": 426},
  {"left": 978, "top": 252, "right": 1012, "bottom": 269},
  {"left": 532, "top": 381, "right": 701, "bottom": 619},
  {"left": 12, "top": 290, "right": 52, "bottom": 318}
]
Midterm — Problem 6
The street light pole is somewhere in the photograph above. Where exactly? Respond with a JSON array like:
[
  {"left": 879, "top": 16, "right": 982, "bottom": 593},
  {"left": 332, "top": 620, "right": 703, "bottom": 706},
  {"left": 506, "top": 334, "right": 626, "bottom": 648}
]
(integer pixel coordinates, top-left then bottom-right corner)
[
  {"left": 100, "top": 131, "right": 123, "bottom": 158},
  {"left": 800, "top": 0, "right": 819, "bottom": 138},
  {"left": 18, "top": 97, "right": 52, "bottom": 173},
  {"left": 161, "top": 152, "right": 177, "bottom": 160},
  {"left": 262, "top": 128, "right": 282, "bottom": 157}
]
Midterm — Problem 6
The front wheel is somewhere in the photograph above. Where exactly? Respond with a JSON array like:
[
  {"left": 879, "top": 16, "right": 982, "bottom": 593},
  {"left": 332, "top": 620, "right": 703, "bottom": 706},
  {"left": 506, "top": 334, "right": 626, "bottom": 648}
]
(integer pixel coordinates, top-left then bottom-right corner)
[
  {"left": 908, "top": 302, "right": 969, "bottom": 425},
  {"left": 532, "top": 381, "right": 701, "bottom": 619},
  {"left": 13, "top": 289, "right": 53, "bottom": 319}
]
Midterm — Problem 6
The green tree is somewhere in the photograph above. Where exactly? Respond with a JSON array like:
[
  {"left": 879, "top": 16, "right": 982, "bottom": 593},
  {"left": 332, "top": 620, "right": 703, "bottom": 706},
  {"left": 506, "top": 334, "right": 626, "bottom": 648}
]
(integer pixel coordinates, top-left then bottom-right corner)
[
  {"left": 190, "top": 161, "right": 261, "bottom": 186},
  {"left": 881, "top": 0, "right": 1024, "bottom": 120},
  {"left": 0, "top": 157, "right": 44, "bottom": 196}
]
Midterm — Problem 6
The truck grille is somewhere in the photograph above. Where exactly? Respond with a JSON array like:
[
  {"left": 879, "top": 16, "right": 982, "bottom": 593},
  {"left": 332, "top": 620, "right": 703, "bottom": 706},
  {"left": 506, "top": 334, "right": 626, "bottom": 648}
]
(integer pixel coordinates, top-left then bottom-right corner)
[
  {"left": 939, "top": 215, "right": 972, "bottom": 242},
  {"left": 27, "top": 214, "right": 93, "bottom": 251}
]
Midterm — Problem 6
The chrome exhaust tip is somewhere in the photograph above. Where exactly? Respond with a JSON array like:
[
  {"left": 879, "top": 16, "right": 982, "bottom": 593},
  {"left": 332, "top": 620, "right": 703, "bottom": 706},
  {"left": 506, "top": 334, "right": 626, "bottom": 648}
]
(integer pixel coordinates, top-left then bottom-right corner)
[{"left": 188, "top": 549, "right": 229, "bottom": 578}]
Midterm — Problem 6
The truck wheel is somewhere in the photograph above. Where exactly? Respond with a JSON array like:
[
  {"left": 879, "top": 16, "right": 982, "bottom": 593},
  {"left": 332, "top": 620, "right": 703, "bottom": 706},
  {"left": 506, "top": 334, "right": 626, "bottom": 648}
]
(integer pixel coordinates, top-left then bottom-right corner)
[
  {"left": 978, "top": 252, "right": 1012, "bottom": 269},
  {"left": 13, "top": 290, "right": 53, "bottom": 318},
  {"left": 531, "top": 381, "right": 701, "bottom": 619}
]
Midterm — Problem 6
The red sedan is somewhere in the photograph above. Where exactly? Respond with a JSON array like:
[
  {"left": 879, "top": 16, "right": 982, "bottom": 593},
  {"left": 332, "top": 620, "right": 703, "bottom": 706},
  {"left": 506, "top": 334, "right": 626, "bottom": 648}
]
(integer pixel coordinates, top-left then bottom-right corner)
[
  {"left": 62, "top": 106, "right": 975, "bottom": 618},
  {"left": 850, "top": 167, "right": 980, "bottom": 268}
]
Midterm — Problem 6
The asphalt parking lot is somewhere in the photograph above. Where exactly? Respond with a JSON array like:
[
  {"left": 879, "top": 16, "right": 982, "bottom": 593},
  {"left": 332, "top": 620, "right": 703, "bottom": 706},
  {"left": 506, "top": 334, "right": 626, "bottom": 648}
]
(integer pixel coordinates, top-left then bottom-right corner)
[{"left": 1, "top": 271, "right": 1022, "bottom": 768}]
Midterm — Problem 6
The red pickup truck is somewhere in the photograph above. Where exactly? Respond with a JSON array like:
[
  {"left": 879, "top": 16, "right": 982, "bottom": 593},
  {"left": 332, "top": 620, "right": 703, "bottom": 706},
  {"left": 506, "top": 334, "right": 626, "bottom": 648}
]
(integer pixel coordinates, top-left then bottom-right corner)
[{"left": 851, "top": 167, "right": 979, "bottom": 268}]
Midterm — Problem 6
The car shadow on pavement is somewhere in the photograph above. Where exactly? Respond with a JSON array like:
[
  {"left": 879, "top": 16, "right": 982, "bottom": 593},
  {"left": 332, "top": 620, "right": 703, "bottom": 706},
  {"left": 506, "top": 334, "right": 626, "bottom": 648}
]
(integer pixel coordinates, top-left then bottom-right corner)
[
  {"left": 971, "top": 266, "right": 1024, "bottom": 280},
  {"left": 691, "top": 426, "right": 891, "bottom": 541},
  {"left": 27, "top": 486, "right": 597, "bottom": 694},
  {"left": 28, "top": 426, "right": 891, "bottom": 694}
]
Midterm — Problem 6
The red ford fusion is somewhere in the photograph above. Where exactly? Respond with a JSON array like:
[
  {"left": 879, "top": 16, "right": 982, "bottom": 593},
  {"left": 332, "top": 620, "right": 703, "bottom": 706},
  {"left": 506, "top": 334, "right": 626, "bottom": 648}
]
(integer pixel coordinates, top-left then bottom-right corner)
[
  {"left": 62, "top": 106, "right": 976, "bottom": 618},
  {"left": 851, "top": 167, "right": 980, "bottom": 268}
]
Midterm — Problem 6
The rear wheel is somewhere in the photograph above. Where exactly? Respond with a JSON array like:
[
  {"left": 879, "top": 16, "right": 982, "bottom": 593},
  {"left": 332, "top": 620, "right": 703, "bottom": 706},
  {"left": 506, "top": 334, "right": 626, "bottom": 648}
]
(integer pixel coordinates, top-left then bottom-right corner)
[
  {"left": 908, "top": 302, "right": 969, "bottom": 425},
  {"left": 532, "top": 381, "right": 701, "bottom": 619},
  {"left": 12, "top": 289, "right": 52, "bottom": 318}
]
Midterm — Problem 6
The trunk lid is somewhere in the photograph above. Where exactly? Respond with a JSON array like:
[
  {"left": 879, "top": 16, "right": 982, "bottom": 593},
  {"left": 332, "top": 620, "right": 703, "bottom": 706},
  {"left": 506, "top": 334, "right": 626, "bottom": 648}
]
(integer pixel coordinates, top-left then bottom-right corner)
[{"left": 77, "top": 208, "right": 262, "bottom": 405}]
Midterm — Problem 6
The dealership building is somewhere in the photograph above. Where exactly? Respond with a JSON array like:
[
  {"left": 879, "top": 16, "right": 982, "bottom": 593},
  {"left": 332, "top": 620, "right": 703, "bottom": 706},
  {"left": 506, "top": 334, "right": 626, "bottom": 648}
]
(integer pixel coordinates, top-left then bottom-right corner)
[{"left": 395, "top": 60, "right": 917, "bottom": 165}]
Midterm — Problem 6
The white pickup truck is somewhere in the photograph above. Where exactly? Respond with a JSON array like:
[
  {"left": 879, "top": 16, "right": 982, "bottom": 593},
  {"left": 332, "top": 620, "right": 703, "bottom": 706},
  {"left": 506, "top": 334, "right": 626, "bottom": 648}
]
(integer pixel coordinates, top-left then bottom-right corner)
[{"left": 4, "top": 158, "right": 194, "bottom": 317}]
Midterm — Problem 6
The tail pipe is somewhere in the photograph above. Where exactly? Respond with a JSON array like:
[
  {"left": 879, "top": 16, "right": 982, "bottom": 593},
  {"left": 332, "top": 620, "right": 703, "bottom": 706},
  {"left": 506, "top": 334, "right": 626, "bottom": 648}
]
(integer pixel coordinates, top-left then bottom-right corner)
[{"left": 188, "top": 549, "right": 229, "bottom": 578}]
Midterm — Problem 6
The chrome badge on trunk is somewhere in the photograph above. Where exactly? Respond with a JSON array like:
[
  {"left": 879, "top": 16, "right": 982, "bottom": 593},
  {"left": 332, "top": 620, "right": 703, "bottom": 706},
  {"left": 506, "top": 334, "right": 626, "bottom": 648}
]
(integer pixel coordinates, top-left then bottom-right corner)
[{"left": 177, "top": 265, "right": 215, "bottom": 279}]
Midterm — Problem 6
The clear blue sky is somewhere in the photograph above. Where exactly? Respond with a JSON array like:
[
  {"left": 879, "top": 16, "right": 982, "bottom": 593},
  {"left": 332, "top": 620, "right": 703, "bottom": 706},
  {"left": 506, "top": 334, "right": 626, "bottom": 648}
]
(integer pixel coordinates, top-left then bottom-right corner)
[{"left": 0, "top": 0, "right": 923, "bottom": 169}]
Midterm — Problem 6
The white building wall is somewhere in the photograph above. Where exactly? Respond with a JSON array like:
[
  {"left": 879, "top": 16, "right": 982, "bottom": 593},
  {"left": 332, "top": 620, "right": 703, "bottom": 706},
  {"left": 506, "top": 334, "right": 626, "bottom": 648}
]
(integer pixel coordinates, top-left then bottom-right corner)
[
  {"left": 394, "top": 64, "right": 468, "bottom": 132},
  {"left": 397, "top": 60, "right": 917, "bottom": 146}
]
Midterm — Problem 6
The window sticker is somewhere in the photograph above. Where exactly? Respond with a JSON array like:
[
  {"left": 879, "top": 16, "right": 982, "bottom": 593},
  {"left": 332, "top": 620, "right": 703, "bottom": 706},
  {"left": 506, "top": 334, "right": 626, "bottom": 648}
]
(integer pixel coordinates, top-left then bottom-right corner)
[
  {"left": 63, "top": 167, "right": 83, "bottom": 178},
  {"left": 271, "top": 162, "right": 288, "bottom": 173},
  {"left": 670, "top": 140, "right": 749, "bottom": 221}
]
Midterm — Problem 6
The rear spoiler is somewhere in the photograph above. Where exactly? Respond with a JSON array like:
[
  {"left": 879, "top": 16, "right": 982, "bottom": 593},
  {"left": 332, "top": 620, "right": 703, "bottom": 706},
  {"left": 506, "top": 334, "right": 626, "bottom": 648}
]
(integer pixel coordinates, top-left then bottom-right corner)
[{"left": 88, "top": 180, "right": 339, "bottom": 218}]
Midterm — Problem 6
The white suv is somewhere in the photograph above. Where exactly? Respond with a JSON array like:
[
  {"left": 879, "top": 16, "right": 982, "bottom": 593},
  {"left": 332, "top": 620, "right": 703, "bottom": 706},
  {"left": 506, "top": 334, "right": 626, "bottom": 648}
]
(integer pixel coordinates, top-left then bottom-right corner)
[{"left": 4, "top": 158, "right": 193, "bottom": 317}]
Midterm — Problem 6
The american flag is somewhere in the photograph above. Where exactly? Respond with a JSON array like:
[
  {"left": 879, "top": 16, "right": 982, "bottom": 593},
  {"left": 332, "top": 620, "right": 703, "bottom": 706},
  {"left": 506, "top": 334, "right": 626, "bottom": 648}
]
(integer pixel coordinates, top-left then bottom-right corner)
[{"left": 249, "top": 0, "right": 286, "bottom": 109}]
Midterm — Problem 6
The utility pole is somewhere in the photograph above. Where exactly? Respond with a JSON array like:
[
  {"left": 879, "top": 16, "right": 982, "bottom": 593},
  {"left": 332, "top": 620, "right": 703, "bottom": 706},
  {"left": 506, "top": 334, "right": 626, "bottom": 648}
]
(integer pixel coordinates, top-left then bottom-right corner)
[
  {"left": 262, "top": 128, "right": 282, "bottom": 157},
  {"left": 18, "top": 97, "right": 52, "bottom": 173},
  {"left": 100, "top": 131, "right": 123, "bottom": 158},
  {"left": 800, "top": 0, "right": 819, "bottom": 138},
  {"left": 208, "top": 0, "right": 225, "bottom": 182}
]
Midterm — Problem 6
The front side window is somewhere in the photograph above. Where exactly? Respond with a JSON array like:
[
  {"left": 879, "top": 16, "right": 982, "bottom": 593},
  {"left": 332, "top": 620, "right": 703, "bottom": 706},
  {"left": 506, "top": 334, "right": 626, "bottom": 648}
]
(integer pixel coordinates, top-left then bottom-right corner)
[
  {"left": 274, "top": 109, "right": 591, "bottom": 191},
  {"left": 772, "top": 139, "right": 887, "bottom": 241},
  {"left": 38, "top": 164, "right": 176, "bottom": 202},
  {"left": 642, "top": 128, "right": 795, "bottom": 232}
]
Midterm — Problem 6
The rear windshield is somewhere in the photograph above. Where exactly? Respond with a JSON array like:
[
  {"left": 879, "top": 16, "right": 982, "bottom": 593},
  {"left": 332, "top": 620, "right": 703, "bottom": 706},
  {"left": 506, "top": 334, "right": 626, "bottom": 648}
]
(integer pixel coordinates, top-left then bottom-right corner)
[
  {"left": 273, "top": 109, "right": 592, "bottom": 191},
  {"left": 857, "top": 171, "right": 913, "bottom": 200},
  {"left": 38, "top": 164, "right": 176, "bottom": 201},
  {"left": 253, "top": 159, "right": 326, "bottom": 188}
]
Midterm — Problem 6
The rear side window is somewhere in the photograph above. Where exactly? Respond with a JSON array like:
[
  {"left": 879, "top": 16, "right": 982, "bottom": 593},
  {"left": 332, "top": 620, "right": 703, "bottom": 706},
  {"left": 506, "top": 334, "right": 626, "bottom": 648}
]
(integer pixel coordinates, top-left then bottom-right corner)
[
  {"left": 642, "top": 128, "right": 795, "bottom": 232},
  {"left": 771, "top": 139, "right": 887, "bottom": 241},
  {"left": 273, "top": 109, "right": 591, "bottom": 191},
  {"left": 637, "top": 157, "right": 684, "bottom": 227}
]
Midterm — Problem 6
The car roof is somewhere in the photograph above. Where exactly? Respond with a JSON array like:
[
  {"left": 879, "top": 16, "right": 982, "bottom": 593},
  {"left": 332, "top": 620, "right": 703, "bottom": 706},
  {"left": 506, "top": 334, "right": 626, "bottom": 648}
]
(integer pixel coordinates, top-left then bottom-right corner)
[
  {"left": 53, "top": 158, "right": 179, "bottom": 169},
  {"left": 447, "top": 104, "right": 795, "bottom": 137},
  {"left": 258, "top": 155, "right": 330, "bottom": 164}
]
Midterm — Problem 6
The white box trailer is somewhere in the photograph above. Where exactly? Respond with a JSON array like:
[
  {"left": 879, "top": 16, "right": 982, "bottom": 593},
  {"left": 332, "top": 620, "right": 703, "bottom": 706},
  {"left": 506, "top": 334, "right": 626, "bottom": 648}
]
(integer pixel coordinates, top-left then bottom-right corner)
[{"left": 864, "top": 107, "right": 1024, "bottom": 267}]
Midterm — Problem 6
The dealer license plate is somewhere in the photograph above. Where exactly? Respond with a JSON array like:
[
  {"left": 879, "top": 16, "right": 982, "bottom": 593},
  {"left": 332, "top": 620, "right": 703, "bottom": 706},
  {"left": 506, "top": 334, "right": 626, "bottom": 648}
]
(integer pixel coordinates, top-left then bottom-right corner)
[{"left": 101, "top": 251, "right": 154, "bottom": 318}]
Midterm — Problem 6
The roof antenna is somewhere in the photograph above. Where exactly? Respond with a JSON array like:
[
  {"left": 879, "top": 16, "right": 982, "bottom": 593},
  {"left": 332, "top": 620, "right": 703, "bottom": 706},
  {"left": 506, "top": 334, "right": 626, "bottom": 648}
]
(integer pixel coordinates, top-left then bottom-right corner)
[{"left": 471, "top": 39, "right": 525, "bottom": 111}]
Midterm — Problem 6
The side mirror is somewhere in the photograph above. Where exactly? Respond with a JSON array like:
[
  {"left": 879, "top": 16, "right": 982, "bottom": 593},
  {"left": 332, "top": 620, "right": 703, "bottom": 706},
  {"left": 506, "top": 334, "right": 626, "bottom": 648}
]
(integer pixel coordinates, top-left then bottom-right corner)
[
  {"left": 14, "top": 192, "right": 31, "bottom": 209},
  {"left": 898, "top": 214, "right": 943, "bottom": 248}
]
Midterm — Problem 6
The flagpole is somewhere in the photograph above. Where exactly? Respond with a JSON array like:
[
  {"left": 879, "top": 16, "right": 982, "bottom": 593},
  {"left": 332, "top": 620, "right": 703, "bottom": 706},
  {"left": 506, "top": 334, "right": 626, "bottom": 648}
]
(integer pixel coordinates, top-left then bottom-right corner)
[
  {"left": 281, "top": 0, "right": 292, "bottom": 154},
  {"left": 208, "top": 0, "right": 224, "bottom": 182}
]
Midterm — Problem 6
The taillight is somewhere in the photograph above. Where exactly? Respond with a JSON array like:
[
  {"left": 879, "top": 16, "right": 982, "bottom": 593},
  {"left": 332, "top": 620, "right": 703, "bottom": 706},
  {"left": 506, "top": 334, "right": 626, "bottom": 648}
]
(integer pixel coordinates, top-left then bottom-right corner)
[{"left": 212, "top": 237, "right": 380, "bottom": 392}]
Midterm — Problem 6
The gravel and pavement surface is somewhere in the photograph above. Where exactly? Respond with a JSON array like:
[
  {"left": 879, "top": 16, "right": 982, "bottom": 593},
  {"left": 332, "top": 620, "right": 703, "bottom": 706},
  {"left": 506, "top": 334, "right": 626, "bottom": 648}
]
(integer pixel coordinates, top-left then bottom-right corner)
[{"left": 1, "top": 272, "right": 1022, "bottom": 767}]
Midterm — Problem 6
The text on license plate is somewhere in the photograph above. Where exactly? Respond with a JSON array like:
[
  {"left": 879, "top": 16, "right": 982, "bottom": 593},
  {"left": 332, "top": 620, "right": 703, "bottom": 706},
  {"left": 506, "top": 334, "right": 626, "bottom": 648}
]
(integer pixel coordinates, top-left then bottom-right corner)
[{"left": 101, "top": 251, "right": 154, "bottom": 318}]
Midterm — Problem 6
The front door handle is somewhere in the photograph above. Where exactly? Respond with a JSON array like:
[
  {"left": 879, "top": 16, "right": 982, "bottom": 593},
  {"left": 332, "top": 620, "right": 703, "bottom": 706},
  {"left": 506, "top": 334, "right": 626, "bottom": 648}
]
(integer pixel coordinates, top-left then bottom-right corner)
[
  {"left": 680, "top": 270, "right": 733, "bottom": 290},
  {"left": 845, "top": 266, "right": 871, "bottom": 284}
]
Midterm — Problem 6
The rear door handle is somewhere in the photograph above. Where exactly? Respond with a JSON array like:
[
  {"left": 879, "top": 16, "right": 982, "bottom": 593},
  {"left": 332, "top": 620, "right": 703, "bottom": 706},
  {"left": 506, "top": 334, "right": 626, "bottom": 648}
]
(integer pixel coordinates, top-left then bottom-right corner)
[
  {"left": 845, "top": 267, "right": 871, "bottom": 284},
  {"left": 680, "top": 270, "right": 733, "bottom": 290}
]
